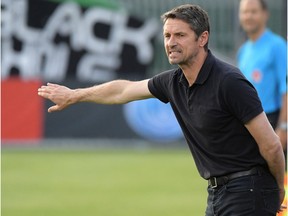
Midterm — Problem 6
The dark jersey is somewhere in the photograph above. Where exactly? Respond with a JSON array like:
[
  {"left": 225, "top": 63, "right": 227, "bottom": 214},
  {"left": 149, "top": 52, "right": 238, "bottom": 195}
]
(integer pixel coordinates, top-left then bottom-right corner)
[{"left": 148, "top": 51, "right": 266, "bottom": 179}]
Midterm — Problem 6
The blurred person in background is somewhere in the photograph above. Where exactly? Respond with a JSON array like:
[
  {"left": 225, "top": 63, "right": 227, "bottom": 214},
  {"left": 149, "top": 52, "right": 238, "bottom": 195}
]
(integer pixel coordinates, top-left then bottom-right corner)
[
  {"left": 39, "top": 4, "right": 286, "bottom": 215},
  {"left": 237, "top": 0, "right": 287, "bottom": 150},
  {"left": 238, "top": 1, "right": 287, "bottom": 214}
]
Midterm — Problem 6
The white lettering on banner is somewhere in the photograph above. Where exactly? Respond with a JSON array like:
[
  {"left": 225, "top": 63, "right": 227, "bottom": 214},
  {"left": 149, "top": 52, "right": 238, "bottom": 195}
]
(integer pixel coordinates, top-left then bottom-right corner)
[
  {"left": 77, "top": 53, "right": 120, "bottom": 82},
  {"left": 1, "top": 0, "right": 159, "bottom": 82},
  {"left": 43, "top": 3, "right": 83, "bottom": 51},
  {"left": 1, "top": 0, "right": 13, "bottom": 39},
  {"left": 2, "top": 38, "right": 41, "bottom": 80},
  {"left": 2, "top": 0, "right": 43, "bottom": 80},
  {"left": 40, "top": 42, "right": 70, "bottom": 81}
]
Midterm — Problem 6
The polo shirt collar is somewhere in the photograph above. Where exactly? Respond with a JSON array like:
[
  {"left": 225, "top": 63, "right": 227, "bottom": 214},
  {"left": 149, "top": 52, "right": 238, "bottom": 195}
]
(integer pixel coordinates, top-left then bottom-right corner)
[
  {"left": 249, "top": 28, "right": 269, "bottom": 45},
  {"left": 179, "top": 50, "right": 215, "bottom": 86}
]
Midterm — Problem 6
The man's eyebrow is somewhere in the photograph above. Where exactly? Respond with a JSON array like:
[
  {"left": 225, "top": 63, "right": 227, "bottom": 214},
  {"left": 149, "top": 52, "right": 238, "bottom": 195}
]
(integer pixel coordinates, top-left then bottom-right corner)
[{"left": 164, "top": 31, "right": 186, "bottom": 35}]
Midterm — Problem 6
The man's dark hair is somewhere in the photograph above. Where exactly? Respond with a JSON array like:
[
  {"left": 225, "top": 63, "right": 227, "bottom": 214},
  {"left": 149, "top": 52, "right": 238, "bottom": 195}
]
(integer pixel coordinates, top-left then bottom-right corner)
[
  {"left": 161, "top": 4, "right": 210, "bottom": 51},
  {"left": 239, "top": 0, "right": 269, "bottom": 11},
  {"left": 258, "top": 0, "right": 268, "bottom": 10}
]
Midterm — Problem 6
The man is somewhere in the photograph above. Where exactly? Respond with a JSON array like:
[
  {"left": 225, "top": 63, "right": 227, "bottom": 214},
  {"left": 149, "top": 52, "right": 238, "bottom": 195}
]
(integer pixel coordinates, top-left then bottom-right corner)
[
  {"left": 237, "top": 0, "right": 287, "bottom": 149},
  {"left": 38, "top": 4, "right": 285, "bottom": 215}
]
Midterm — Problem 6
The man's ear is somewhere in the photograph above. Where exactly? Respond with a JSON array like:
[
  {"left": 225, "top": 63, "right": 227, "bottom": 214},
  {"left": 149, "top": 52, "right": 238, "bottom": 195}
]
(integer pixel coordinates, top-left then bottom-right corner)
[{"left": 199, "top": 31, "right": 209, "bottom": 47}]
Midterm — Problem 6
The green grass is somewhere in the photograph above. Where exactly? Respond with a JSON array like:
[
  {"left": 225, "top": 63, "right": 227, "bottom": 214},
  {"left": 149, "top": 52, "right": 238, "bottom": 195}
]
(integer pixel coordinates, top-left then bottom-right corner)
[{"left": 2, "top": 149, "right": 207, "bottom": 216}]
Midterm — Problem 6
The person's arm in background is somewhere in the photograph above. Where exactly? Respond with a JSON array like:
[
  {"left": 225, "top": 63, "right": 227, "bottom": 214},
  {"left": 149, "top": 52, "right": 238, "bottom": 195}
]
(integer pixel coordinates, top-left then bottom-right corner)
[
  {"left": 38, "top": 79, "right": 154, "bottom": 112},
  {"left": 245, "top": 112, "right": 286, "bottom": 210},
  {"left": 276, "top": 93, "right": 287, "bottom": 150},
  {"left": 274, "top": 38, "right": 287, "bottom": 150}
]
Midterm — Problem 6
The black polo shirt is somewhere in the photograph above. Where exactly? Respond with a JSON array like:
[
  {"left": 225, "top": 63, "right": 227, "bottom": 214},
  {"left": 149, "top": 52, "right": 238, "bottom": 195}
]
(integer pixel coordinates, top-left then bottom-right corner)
[{"left": 148, "top": 51, "right": 266, "bottom": 179}]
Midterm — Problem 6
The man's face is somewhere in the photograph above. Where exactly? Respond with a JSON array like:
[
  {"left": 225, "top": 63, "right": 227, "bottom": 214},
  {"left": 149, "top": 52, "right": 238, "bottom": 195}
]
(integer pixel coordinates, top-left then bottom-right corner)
[
  {"left": 163, "top": 18, "right": 200, "bottom": 66},
  {"left": 239, "top": 0, "right": 268, "bottom": 35}
]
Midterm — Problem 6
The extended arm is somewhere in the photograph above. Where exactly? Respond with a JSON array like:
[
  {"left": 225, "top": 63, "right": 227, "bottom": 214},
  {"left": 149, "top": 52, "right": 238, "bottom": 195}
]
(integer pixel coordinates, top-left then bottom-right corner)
[
  {"left": 38, "top": 79, "right": 154, "bottom": 112},
  {"left": 245, "top": 112, "right": 285, "bottom": 208}
]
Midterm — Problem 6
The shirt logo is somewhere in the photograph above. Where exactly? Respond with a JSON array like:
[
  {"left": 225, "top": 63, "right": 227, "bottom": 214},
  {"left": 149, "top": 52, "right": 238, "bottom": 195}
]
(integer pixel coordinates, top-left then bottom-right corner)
[{"left": 251, "top": 69, "right": 262, "bottom": 83}]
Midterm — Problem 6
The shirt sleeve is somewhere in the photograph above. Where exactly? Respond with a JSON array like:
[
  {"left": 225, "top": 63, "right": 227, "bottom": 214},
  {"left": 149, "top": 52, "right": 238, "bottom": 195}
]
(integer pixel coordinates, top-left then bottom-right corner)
[
  {"left": 148, "top": 71, "right": 172, "bottom": 104},
  {"left": 220, "top": 72, "right": 264, "bottom": 124}
]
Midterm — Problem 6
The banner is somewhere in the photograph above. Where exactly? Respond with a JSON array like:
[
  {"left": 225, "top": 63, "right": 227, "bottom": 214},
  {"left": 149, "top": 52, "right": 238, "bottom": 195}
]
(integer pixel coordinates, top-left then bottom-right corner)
[
  {"left": 2, "top": 0, "right": 159, "bottom": 83},
  {"left": 1, "top": 0, "right": 184, "bottom": 143}
]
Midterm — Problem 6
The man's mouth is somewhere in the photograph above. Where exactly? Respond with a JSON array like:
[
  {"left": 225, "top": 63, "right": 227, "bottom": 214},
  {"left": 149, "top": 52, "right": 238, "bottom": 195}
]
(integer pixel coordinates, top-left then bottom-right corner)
[{"left": 169, "top": 50, "right": 181, "bottom": 56}]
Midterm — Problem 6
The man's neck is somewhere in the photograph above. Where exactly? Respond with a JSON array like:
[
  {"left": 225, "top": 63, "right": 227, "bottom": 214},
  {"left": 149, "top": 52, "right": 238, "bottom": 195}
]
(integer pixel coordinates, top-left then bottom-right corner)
[
  {"left": 180, "top": 51, "right": 208, "bottom": 87},
  {"left": 248, "top": 27, "right": 266, "bottom": 42}
]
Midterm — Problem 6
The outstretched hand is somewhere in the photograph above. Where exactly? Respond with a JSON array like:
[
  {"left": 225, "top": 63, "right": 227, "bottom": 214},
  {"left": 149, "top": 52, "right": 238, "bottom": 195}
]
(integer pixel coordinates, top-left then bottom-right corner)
[{"left": 38, "top": 83, "right": 75, "bottom": 112}]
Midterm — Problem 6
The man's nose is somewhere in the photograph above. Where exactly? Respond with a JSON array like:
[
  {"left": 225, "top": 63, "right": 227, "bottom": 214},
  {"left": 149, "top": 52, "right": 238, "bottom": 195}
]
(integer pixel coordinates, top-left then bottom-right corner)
[{"left": 167, "top": 36, "right": 177, "bottom": 47}]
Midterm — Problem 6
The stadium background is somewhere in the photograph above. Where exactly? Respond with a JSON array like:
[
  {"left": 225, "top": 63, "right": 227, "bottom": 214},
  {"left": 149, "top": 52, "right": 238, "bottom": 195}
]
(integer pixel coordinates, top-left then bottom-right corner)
[{"left": 1, "top": 0, "right": 287, "bottom": 215}]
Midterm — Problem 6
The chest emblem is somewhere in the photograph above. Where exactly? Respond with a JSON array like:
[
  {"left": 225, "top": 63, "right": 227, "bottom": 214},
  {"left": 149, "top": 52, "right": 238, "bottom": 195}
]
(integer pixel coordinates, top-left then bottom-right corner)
[{"left": 251, "top": 69, "right": 262, "bottom": 83}]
